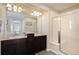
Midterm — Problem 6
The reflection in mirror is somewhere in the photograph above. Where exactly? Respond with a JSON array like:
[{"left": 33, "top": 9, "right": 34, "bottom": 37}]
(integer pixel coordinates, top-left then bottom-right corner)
[
  {"left": 6, "top": 9, "right": 37, "bottom": 37},
  {"left": 7, "top": 11, "right": 23, "bottom": 36},
  {"left": 23, "top": 17, "right": 37, "bottom": 34}
]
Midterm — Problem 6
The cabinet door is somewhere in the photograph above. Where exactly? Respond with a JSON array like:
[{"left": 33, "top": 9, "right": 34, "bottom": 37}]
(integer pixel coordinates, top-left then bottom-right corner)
[
  {"left": 61, "top": 11, "right": 79, "bottom": 54},
  {"left": 15, "top": 39, "right": 28, "bottom": 55},
  {"left": 1, "top": 40, "right": 16, "bottom": 55},
  {"left": 32, "top": 36, "right": 46, "bottom": 54},
  {"left": 1, "top": 38, "right": 29, "bottom": 55}
]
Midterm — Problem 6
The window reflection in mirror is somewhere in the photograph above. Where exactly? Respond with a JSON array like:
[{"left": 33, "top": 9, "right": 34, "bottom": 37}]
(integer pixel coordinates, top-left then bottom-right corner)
[
  {"left": 11, "top": 20, "right": 21, "bottom": 34},
  {"left": 7, "top": 11, "right": 23, "bottom": 36}
]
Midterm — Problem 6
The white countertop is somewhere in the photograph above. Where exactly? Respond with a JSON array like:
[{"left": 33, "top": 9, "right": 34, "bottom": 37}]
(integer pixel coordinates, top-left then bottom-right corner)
[
  {"left": 9, "top": 36, "right": 27, "bottom": 39},
  {"left": 1, "top": 34, "right": 46, "bottom": 41},
  {"left": 35, "top": 34, "right": 46, "bottom": 36}
]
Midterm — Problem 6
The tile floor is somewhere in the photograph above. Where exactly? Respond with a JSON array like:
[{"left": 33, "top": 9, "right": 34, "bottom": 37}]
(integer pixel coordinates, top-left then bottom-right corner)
[{"left": 36, "top": 50, "right": 56, "bottom": 55}]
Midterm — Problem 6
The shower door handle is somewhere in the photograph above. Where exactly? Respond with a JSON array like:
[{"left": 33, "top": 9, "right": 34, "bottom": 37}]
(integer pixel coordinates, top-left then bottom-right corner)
[{"left": 58, "top": 31, "right": 61, "bottom": 44}]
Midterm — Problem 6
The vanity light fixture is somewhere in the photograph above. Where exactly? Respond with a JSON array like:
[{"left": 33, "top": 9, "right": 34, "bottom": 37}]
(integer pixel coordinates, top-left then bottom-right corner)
[
  {"left": 31, "top": 11, "right": 42, "bottom": 17},
  {"left": 6, "top": 4, "right": 22, "bottom": 13}
]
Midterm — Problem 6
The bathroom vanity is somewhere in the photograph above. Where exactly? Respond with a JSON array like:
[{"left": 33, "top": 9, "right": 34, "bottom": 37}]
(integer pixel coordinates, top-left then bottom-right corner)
[
  {"left": 1, "top": 34, "right": 47, "bottom": 55},
  {"left": 1, "top": 6, "right": 47, "bottom": 55}
]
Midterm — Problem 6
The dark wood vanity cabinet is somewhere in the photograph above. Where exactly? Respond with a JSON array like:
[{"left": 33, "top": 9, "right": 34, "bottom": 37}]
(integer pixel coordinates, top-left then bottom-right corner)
[
  {"left": 1, "top": 35, "right": 47, "bottom": 55},
  {"left": 1, "top": 40, "right": 16, "bottom": 55},
  {"left": 1, "top": 38, "right": 28, "bottom": 55},
  {"left": 15, "top": 38, "right": 29, "bottom": 55},
  {"left": 31, "top": 36, "right": 46, "bottom": 54}
]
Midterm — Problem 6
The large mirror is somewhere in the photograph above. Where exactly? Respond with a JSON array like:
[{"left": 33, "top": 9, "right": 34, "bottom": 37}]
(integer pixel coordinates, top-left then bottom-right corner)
[
  {"left": 7, "top": 11, "right": 23, "bottom": 36},
  {"left": 6, "top": 9, "right": 37, "bottom": 37}
]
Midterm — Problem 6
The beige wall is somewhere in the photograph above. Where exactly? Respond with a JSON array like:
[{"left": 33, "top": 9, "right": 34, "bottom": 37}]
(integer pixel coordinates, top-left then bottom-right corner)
[
  {"left": 0, "top": 4, "right": 7, "bottom": 40},
  {"left": 0, "top": 4, "right": 6, "bottom": 54}
]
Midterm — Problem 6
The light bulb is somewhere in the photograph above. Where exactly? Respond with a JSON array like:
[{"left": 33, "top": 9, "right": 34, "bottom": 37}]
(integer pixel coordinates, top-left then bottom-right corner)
[
  {"left": 7, "top": 4, "right": 12, "bottom": 8},
  {"left": 31, "top": 11, "right": 42, "bottom": 16},
  {"left": 7, "top": 4, "right": 12, "bottom": 11},
  {"left": 7, "top": 7, "right": 12, "bottom": 11},
  {"left": 18, "top": 7, "right": 22, "bottom": 12},
  {"left": 33, "top": 11, "right": 37, "bottom": 14},
  {"left": 31, "top": 13, "right": 34, "bottom": 15},
  {"left": 39, "top": 12, "right": 42, "bottom": 15},
  {"left": 36, "top": 12, "right": 40, "bottom": 16},
  {"left": 18, "top": 7, "right": 22, "bottom": 10},
  {"left": 13, "top": 5, "right": 17, "bottom": 12}
]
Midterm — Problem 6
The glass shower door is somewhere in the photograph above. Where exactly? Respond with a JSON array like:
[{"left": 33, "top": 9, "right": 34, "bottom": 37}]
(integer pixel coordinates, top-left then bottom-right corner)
[{"left": 60, "top": 11, "right": 79, "bottom": 54}]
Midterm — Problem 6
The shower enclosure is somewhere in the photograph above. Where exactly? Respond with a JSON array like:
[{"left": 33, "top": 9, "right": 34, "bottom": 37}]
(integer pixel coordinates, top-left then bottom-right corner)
[
  {"left": 52, "top": 9, "right": 79, "bottom": 55},
  {"left": 60, "top": 10, "right": 79, "bottom": 54}
]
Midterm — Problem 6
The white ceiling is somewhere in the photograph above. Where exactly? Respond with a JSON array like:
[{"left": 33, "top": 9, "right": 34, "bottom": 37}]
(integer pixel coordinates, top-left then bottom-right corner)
[
  {"left": 43, "top": 3, "right": 79, "bottom": 12},
  {"left": 30, "top": 3, "right": 79, "bottom": 13}
]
